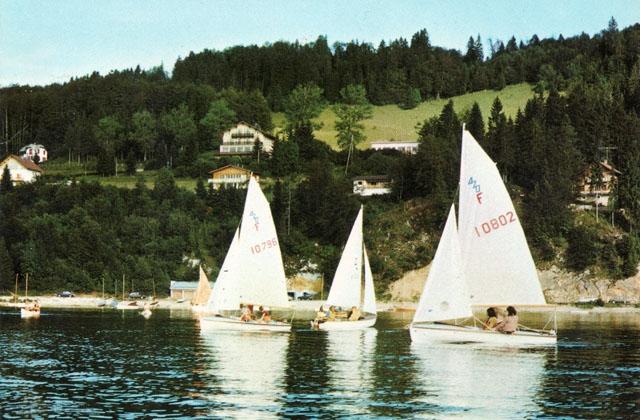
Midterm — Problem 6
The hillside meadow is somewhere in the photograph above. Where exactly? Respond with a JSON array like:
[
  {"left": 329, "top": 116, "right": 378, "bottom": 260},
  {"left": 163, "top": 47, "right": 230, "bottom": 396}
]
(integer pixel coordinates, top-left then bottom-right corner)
[
  {"left": 42, "top": 83, "right": 535, "bottom": 188},
  {"left": 273, "top": 83, "right": 536, "bottom": 149}
]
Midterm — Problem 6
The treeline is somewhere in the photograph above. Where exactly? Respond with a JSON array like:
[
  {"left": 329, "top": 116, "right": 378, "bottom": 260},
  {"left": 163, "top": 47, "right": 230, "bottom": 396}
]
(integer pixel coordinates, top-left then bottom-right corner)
[
  {"left": 2, "top": 19, "right": 640, "bottom": 170},
  {"left": 173, "top": 19, "right": 640, "bottom": 109}
]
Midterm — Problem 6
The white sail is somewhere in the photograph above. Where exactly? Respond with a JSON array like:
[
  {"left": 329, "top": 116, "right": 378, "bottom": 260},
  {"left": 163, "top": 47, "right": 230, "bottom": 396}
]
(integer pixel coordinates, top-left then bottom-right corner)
[
  {"left": 362, "top": 247, "right": 377, "bottom": 315},
  {"left": 208, "top": 228, "right": 241, "bottom": 312},
  {"left": 208, "top": 177, "right": 290, "bottom": 312},
  {"left": 413, "top": 205, "right": 473, "bottom": 323},
  {"left": 192, "top": 265, "right": 212, "bottom": 306},
  {"left": 326, "top": 207, "right": 363, "bottom": 309},
  {"left": 458, "top": 130, "right": 546, "bottom": 306}
]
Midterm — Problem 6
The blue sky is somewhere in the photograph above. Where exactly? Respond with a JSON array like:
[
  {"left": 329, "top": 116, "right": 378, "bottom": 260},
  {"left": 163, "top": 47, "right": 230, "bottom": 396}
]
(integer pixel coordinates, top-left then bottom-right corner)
[{"left": 1, "top": 0, "right": 639, "bottom": 87}]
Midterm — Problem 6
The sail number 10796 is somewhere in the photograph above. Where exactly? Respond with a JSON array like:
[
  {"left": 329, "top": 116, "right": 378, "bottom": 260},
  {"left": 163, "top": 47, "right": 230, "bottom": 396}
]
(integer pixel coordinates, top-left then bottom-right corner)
[
  {"left": 473, "top": 211, "right": 516, "bottom": 237},
  {"left": 250, "top": 237, "right": 278, "bottom": 254}
]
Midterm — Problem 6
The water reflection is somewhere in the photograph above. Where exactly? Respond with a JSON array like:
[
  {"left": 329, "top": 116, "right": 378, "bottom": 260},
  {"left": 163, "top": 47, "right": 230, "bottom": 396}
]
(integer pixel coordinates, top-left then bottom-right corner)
[
  {"left": 1, "top": 309, "right": 638, "bottom": 417},
  {"left": 199, "top": 330, "right": 288, "bottom": 418},
  {"left": 326, "top": 329, "right": 377, "bottom": 416},
  {"left": 411, "top": 343, "right": 548, "bottom": 418},
  {"left": 537, "top": 313, "right": 640, "bottom": 418}
]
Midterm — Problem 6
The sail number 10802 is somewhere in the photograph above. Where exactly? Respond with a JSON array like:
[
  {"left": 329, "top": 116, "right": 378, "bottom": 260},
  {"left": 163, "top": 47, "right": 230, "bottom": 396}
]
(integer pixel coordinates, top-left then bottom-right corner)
[
  {"left": 250, "top": 237, "right": 278, "bottom": 254},
  {"left": 473, "top": 211, "right": 516, "bottom": 237}
]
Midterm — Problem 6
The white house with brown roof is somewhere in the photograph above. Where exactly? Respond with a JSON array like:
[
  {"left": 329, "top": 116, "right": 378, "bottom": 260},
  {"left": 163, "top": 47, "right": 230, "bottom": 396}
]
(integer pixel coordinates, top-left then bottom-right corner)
[
  {"left": 208, "top": 164, "right": 259, "bottom": 190},
  {"left": 0, "top": 155, "right": 44, "bottom": 184},
  {"left": 219, "top": 122, "right": 275, "bottom": 155}
]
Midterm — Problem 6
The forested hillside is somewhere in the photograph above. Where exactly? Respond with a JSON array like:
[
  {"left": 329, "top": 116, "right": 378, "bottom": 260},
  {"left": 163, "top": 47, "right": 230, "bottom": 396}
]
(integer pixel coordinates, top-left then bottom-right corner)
[{"left": 2, "top": 19, "right": 640, "bottom": 297}]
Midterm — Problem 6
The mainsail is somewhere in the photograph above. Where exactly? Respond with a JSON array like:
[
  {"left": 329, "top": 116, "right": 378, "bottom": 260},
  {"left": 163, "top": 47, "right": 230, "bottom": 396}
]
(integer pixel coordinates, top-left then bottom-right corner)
[
  {"left": 191, "top": 265, "right": 212, "bottom": 305},
  {"left": 207, "top": 177, "right": 290, "bottom": 312},
  {"left": 326, "top": 206, "right": 364, "bottom": 309},
  {"left": 413, "top": 205, "right": 473, "bottom": 323},
  {"left": 458, "top": 130, "right": 546, "bottom": 305}
]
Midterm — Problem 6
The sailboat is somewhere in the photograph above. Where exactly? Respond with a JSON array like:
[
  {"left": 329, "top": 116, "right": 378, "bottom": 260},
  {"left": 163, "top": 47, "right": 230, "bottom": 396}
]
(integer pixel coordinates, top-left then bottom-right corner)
[
  {"left": 313, "top": 206, "right": 377, "bottom": 330},
  {"left": 20, "top": 273, "right": 40, "bottom": 319},
  {"left": 410, "top": 129, "right": 557, "bottom": 346},
  {"left": 200, "top": 177, "right": 291, "bottom": 332},
  {"left": 191, "top": 265, "right": 213, "bottom": 313}
]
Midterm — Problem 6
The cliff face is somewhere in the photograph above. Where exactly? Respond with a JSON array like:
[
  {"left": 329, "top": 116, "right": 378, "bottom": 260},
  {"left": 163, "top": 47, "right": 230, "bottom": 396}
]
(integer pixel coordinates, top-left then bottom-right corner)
[
  {"left": 387, "top": 264, "right": 640, "bottom": 304},
  {"left": 539, "top": 266, "right": 640, "bottom": 304}
]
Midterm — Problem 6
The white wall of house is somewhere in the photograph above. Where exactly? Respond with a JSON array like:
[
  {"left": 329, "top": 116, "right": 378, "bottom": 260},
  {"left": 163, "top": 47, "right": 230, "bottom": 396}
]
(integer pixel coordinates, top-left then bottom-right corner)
[
  {"left": 0, "top": 158, "right": 41, "bottom": 184},
  {"left": 219, "top": 123, "right": 274, "bottom": 154},
  {"left": 19, "top": 144, "right": 48, "bottom": 162},
  {"left": 353, "top": 179, "right": 392, "bottom": 196},
  {"left": 208, "top": 173, "right": 252, "bottom": 189},
  {"left": 370, "top": 141, "right": 419, "bottom": 154}
]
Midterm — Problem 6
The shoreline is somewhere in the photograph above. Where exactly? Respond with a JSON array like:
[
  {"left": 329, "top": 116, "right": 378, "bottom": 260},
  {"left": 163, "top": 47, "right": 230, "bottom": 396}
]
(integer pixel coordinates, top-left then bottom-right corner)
[{"left": 1, "top": 296, "right": 639, "bottom": 313}]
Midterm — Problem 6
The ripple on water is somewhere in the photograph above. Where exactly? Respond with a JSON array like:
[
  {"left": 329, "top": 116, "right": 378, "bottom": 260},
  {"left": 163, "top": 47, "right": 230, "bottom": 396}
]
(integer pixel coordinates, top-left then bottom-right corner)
[{"left": 0, "top": 309, "right": 638, "bottom": 418}]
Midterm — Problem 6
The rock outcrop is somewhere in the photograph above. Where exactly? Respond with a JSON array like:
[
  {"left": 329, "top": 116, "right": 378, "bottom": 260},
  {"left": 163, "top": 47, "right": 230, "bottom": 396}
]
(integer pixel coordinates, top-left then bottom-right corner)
[{"left": 387, "top": 264, "right": 640, "bottom": 304}]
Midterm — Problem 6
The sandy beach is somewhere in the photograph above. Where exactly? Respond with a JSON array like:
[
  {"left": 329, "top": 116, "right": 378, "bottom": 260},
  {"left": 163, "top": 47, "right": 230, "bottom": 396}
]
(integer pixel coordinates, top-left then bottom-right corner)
[{"left": 1, "top": 295, "right": 638, "bottom": 314}]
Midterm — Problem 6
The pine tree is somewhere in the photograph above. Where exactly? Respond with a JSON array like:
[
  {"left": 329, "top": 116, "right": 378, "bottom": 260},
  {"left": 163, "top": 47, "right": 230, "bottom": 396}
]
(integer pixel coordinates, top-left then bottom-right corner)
[
  {"left": 0, "top": 237, "right": 13, "bottom": 293},
  {"left": 466, "top": 102, "right": 484, "bottom": 144},
  {"left": 0, "top": 166, "right": 13, "bottom": 193},
  {"left": 195, "top": 178, "right": 207, "bottom": 201}
]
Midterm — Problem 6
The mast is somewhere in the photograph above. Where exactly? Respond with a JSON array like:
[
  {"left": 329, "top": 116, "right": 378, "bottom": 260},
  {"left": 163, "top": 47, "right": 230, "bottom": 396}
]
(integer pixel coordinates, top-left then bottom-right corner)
[
  {"left": 14, "top": 273, "right": 18, "bottom": 303},
  {"left": 122, "top": 274, "right": 125, "bottom": 301},
  {"left": 25, "top": 273, "right": 28, "bottom": 299}
]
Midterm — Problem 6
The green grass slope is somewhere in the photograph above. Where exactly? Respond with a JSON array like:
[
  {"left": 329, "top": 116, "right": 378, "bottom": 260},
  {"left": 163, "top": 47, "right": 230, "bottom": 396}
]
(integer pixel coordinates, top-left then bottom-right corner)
[{"left": 274, "top": 83, "right": 535, "bottom": 149}]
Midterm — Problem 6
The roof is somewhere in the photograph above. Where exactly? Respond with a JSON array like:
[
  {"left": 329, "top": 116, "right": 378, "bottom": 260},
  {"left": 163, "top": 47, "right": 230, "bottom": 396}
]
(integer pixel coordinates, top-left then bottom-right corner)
[
  {"left": 19, "top": 144, "right": 46, "bottom": 153},
  {"left": 599, "top": 160, "right": 622, "bottom": 175},
  {"left": 234, "top": 121, "right": 276, "bottom": 140},
  {"left": 209, "top": 164, "right": 253, "bottom": 175},
  {"left": 353, "top": 175, "right": 391, "bottom": 182},
  {"left": 0, "top": 155, "right": 44, "bottom": 173},
  {"left": 170, "top": 281, "right": 215, "bottom": 290}
]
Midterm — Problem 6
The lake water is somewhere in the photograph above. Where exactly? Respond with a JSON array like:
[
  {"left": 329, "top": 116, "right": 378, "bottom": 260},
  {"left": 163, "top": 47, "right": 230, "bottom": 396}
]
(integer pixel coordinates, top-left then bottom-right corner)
[{"left": 0, "top": 308, "right": 638, "bottom": 418}]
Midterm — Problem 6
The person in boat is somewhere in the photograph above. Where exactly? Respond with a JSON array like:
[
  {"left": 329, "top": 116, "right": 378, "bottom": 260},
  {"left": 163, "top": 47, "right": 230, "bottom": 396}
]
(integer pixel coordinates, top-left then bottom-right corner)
[
  {"left": 260, "top": 307, "right": 272, "bottom": 323},
  {"left": 328, "top": 305, "right": 337, "bottom": 321},
  {"left": 314, "top": 306, "right": 327, "bottom": 323},
  {"left": 247, "top": 304, "right": 256, "bottom": 320},
  {"left": 496, "top": 306, "right": 518, "bottom": 334},
  {"left": 239, "top": 304, "right": 252, "bottom": 322},
  {"left": 483, "top": 307, "right": 499, "bottom": 330},
  {"left": 348, "top": 306, "right": 361, "bottom": 321}
]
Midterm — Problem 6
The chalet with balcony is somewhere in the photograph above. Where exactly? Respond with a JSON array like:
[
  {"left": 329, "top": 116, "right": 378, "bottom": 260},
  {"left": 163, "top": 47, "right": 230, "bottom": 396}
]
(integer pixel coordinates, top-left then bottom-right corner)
[
  {"left": 208, "top": 165, "right": 259, "bottom": 190},
  {"left": 219, "top": 122, "right": 275, "bottom": 155},
  {"left": 577, "top": 160, "right": 620, "bottom": 208}
]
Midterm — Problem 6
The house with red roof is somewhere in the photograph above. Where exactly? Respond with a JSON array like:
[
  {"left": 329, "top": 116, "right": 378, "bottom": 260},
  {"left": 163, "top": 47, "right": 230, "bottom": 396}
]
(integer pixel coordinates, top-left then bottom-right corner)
[{"left": 0, "top": 155, "right": 44, "bottom": 184}]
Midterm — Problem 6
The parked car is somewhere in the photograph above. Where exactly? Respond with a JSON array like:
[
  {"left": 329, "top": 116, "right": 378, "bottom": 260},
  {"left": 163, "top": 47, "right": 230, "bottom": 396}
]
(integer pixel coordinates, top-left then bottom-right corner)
[
  {"left": 298, "top": 292, "right": 316, "bottom": 300},
  {"left": 56, "top": 291, "right": 75, "bottom": 298},
  {"left": 128, "top": 292, "right": 145, "bottom": 300}
]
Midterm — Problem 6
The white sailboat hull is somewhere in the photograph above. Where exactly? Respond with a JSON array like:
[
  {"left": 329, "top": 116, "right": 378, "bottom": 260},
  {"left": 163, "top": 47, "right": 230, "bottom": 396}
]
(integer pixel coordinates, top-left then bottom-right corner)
[
  {"left": 191, "top": 305, "right": 214, "bottom": 314},
  {"left": 317, "top": 315, "right": 376, "bottom": 331},
  {"left": 200, "top": 315, "right": 291, "bottom": 332},
  {"left": 410, "top": 323, "right": 557, "bottom": 347},
  {"left": 20, "top": 308, "right": 40, "bottom": 318}
]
